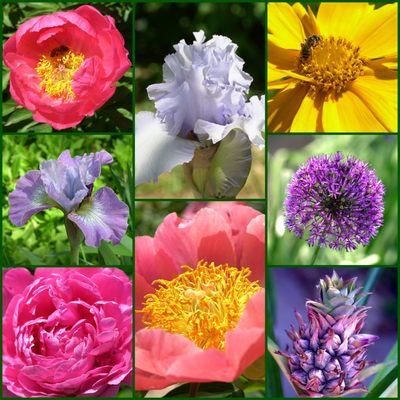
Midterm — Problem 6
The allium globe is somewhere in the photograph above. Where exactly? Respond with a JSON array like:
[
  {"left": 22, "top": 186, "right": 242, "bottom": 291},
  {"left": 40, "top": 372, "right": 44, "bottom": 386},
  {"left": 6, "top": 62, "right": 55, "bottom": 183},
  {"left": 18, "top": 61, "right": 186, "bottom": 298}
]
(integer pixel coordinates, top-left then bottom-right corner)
[
  {"left": 285, "top": 152, "right": 384, "bottom": 251},
  {"left": 3, "top": 268, "right": 132, "bottom": 397},
  {"left": 3, "top": 5, "right": 131, "bottom": 130},
  {"left": 135, "top": 203, "right": 265, "bottom": 389}
]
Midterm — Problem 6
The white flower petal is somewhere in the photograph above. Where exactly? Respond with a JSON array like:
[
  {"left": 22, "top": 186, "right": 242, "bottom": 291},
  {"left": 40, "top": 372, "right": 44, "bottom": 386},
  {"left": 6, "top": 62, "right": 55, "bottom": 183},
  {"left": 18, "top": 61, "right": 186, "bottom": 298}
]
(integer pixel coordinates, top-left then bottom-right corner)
[
  {"left": 194, "top": 95, "right": 265, "bottom": 148},
  {"left": 135, "top": 112, "right": 199, "bottom": 185}
]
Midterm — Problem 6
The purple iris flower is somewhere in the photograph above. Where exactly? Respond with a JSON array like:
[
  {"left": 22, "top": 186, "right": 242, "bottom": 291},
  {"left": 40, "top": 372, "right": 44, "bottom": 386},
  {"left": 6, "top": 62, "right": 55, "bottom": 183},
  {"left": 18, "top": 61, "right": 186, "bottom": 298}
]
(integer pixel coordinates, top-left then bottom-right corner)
[
  {"left": 9, "top": 150, "right": 129, "bottom": 248},
  {"left": 285, "top": 152, "right": 384, "bottom": 251}
]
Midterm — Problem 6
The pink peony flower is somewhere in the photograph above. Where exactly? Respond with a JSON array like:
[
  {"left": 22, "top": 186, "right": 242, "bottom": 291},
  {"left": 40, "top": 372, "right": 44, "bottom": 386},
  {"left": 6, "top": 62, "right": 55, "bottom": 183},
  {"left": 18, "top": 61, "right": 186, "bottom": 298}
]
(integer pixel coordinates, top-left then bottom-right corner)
[
  {"left": 3, "top": 268, "right": 132, "bottom": 397},
  {"left": 3, "top": 5, "right": 131, "bottom": 130},
  {"left": 135, "top": 203, "right": 265, "bottom": 390}
]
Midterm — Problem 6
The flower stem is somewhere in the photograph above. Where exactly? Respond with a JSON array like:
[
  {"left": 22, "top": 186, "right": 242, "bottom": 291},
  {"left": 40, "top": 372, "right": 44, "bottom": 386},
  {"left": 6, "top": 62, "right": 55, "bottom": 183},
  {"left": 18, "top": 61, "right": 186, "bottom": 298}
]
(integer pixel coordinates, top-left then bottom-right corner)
[
  {"left": 310, "top": 246, "right": 321, "bottom": 265},
  {"left": 189, "top": 383, "right": 200, "bottom": 398},
  {"left": 64, "top": 218, "right": 83, "bottom": 265}
]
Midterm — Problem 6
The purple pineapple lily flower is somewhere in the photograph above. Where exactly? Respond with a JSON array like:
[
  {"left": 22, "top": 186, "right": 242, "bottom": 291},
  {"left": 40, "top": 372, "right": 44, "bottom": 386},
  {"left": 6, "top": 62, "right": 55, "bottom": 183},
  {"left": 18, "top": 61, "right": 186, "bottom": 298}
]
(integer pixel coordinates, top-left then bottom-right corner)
[
  {"left": 285, "top": 152, "right": 384, "bottom": 251},
  {"left": 9, "top": 150, "right": 128, "bottom": 248},
  {"left": 277, "top": 271, "right": 379, "bottom": 397}
]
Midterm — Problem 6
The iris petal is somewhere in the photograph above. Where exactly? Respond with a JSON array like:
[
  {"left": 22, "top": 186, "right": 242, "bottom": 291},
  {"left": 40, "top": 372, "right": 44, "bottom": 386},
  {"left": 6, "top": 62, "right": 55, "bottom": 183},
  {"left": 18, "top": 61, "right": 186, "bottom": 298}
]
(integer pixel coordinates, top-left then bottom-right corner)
[
  {"left": 135, "top": 111, "right": 199, "bottom": 185},
  {"left": 67, "top": 187, "right": 128, "bottom": 247},
  {"left": 9, "top": 170, "right": 54, "bottom": 226}
]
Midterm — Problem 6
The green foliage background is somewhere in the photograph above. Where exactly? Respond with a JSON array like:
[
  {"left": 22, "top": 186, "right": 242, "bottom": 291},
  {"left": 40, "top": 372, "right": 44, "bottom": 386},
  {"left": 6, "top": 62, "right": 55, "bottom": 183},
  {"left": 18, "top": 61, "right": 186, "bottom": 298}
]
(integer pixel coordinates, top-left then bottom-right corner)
[
  {"left": 3, "top": 135, "right": 133, "bottom": 266},
  {"left": 268, "top": 135, "right": 398, "bottom": 266},
  {"left": 135, "top": 3, "right": 265, "bottom": 198},
  {"left": 2, "top": 2, "right": 133, "bottom": 133}
]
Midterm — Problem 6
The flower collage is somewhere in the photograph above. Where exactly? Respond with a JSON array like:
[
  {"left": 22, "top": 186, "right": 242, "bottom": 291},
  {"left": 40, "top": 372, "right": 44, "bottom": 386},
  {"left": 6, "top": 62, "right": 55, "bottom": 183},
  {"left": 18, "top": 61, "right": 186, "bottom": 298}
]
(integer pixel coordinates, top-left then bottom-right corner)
[{"left": 0, "top": 1, "right": 398, "bottom": 400}]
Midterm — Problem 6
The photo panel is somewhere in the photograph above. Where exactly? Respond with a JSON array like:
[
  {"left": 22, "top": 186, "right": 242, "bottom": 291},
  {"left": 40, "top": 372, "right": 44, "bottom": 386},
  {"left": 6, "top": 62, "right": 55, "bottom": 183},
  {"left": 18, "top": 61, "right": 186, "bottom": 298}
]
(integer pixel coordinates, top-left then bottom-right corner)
[
  {"left": 2, "top": 134, "right": 133, "bottom": 266},
  {"left": 135, "top": 3, "right": 266, "bottom": 199},
  {"left": 267, "top": 135, "right": 398, "bottom": 266},
  {"left": 135, "top": 200, "right": 266, "bottom": 397},
  {"left": 267, "top": 267, "right": 398, "bottom": 398}
]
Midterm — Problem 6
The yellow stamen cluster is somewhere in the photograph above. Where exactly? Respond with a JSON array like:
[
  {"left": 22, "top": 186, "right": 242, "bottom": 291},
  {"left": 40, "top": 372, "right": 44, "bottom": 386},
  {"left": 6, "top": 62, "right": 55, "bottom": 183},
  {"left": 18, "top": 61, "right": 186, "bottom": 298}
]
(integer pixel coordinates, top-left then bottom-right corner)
[
  {"left": 298, "top": 36, "right": 365, "bottom": 95},
  {"left": 139, "top": 261, "right": 261, "bottom": 350},
  {"left": 36, "top": 46, "right": 85, "bottom": 101}
]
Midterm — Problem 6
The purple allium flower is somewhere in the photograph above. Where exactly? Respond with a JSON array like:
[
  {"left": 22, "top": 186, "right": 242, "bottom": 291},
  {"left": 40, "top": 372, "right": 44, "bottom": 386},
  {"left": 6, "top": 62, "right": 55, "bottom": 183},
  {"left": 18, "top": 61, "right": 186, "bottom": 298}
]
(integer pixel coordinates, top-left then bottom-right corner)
[
  {"left": 9, "top": 150, "right": 129, "bottom": 247},
  {"left": 277, "top": 271, "right": 379, "bottom": 397},
  {"left": 285, "top": 152, "right": 384, "bottom": 251}
]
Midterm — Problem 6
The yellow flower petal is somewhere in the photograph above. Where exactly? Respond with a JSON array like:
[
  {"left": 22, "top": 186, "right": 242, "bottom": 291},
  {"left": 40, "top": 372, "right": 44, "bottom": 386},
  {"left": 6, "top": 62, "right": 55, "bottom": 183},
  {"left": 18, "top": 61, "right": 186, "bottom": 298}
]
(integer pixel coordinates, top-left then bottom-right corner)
[
  {"left": 268, "top": 84, "right": 308, "bottom": 132},
  {"left": 350, "top": 75, "right": 397, "bottom": 132},
  {"left": 317, "top": 3, "right": 373, "bottom": 42},
  {"left": 268, "top": 35, "right": 299, "bottom": 72},
  {"left": 268, "top": 3, "right": 305, "bottom": 50},
  {"left": 292, "top": 3, "right": 320, "bottom": 37},
  {"left": 353, "top": 3, "right": 398, "bottom": 59},
  {"left": 291, "top": 91, "right": 324, "bottom": 132},
  {"left": 322, "top": 90, "right": 386, "bottom": 132}
]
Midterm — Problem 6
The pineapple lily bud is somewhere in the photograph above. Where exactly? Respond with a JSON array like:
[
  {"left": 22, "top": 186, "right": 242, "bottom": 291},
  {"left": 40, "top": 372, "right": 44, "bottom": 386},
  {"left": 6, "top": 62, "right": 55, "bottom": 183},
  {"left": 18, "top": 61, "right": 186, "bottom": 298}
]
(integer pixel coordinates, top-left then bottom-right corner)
[{"left": 277, "top": 271, "right": 379, "bottom": 397}]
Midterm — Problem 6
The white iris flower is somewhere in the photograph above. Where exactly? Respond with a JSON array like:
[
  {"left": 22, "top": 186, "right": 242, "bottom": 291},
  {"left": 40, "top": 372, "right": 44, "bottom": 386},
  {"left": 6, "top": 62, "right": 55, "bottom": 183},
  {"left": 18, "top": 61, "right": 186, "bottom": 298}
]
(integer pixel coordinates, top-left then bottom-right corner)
[{"left": 135, "top": 30, "right": 265, "bottom": 186}]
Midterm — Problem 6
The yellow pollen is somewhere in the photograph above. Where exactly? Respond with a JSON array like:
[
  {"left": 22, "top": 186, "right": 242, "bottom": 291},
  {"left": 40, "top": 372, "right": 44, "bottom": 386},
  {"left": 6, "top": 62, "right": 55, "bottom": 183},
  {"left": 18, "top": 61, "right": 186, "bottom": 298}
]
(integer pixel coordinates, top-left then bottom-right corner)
[
  {"left": 138, "top": 261, "right": 261, "bottom": 350},
  {"left": 36, "top": 46, "right": 85, "bottom": 101},
  {"left": 298, "top": 36, "right": 365, "bottom": 95}
]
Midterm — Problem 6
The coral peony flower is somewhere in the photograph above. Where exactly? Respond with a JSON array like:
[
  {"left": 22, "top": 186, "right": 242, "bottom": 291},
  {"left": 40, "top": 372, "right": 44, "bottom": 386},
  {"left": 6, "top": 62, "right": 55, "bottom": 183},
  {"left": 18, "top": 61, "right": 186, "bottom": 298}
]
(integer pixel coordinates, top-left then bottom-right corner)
[
  {"left": 3, "top": 268, "right": 132, "bottom": 397},
  {"left": 135, "top": 31, "right": 265, "bottom": 185},
  {"left": 9, "top": 149, "right": 129, "bottom": 247},
  {"left": 285, "top": 152, "right": 384, "bottom": 251},
  {"left": 135, "top": 203, "right": 265, "bottom": 390},
  {"left": 268, "top": 2, "right": 397, "bottom": 132},
  {"left": 3, "top": 5, "right": 131, "bottom": 130}
]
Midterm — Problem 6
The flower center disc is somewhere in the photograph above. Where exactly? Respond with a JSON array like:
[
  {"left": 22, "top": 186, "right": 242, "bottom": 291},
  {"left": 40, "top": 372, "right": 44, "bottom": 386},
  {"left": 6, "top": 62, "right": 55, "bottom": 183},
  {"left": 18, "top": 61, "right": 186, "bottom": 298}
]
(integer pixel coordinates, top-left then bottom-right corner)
[
  {"left": 36, "top": 46, "right": 85, "bottom": 101},
  {"left": 298, "top": 36, "right": 365, "bottom": 95},
  {"left": 139, "top": 261, "right": 261, "bottom": 350}
]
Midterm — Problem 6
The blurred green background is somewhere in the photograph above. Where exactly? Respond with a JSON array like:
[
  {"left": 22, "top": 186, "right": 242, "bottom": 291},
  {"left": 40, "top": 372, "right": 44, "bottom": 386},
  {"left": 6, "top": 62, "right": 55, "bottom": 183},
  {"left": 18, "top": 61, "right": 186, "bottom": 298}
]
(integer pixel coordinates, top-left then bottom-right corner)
[
  {"left": 2, "top": 2, "right": 133, "bottom": 133},
  {"left": 136, "top": 201, "right": 266, "bottom": 237},
  {"left": 3, "top": 135, "right": 133, "bottom": 266},
  {"left": 135, "top": 3, "right": 265, "bottom": 198},
  {"left": 268, "top": 135, "right": 398, "bottom": 265}
]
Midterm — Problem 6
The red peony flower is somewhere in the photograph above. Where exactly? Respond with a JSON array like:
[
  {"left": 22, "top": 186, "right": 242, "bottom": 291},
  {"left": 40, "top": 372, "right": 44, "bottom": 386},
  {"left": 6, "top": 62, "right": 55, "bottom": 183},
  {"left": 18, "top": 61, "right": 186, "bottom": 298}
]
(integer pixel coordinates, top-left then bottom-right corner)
[
  {"left": 3, "top": 268, "right": 132, "bottom": 397},
  {"left": 135, "top": 203, "right": 265, "bottom": 390},
  {"left": 3, "top": 5, "right": 131, "bottom": 130}
]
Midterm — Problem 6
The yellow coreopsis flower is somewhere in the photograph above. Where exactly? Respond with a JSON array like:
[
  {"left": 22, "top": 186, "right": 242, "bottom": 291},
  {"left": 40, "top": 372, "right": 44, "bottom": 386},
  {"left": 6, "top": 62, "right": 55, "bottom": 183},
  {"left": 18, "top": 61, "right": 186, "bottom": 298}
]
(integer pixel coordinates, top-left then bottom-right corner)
[{"left": 268, "top": 2, "right": 398, "bottom": 132}]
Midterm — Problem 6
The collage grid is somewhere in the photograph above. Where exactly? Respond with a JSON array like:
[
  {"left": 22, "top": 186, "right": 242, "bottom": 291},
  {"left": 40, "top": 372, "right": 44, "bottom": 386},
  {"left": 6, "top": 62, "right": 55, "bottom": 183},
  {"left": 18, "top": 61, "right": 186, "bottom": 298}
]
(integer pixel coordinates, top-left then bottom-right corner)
[{"left": 0, "top": 0, "right": 398, "bottom": 399}]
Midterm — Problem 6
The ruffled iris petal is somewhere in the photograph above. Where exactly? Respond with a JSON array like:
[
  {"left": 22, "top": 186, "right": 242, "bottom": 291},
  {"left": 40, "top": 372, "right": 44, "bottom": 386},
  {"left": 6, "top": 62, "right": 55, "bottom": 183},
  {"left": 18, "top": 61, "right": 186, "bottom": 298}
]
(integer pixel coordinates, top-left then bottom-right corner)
[
  {"left": 40, "top": 159, "right": 88, "bottom": 213},
  {"left": 135, "top": 111, "right": 199, "bottom": 185},
  {"left": 147, "top": 30, "right": 252, "bottom": 138},
  {"left": 67, "top": 187, "right": 128, "bottom": 247},
  {"left": 9, "top": 170, "right": 54, "bottom": 226},
  {"left": 58, "top": 149, "right": 113, "bottom": 185}
]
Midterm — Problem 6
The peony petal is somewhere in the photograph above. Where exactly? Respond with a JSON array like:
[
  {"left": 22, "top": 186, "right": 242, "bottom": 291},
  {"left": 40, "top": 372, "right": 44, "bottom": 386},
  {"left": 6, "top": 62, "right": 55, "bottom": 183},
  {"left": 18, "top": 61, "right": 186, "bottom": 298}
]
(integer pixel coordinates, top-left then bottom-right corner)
[
  {"left": 3, "top": 268, "right": 34, "bottom": 297},
  {"left": 135, "top": 111, "right": 198, "bottom": 185},
  {"left": 9, "top": 170, "right": 54, "bottom": 226},
  {"left": 67, "top": 187, "right": 128, "bottom": 247}
]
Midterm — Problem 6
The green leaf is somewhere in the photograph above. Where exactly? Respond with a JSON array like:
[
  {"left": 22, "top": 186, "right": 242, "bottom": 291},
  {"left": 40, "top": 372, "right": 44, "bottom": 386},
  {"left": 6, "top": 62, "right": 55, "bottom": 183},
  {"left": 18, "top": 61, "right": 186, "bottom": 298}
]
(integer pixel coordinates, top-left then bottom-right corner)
[
  {"left": 3, "top": 70, "right": 10, "bottom": 91},
  {"left": 117, "top": 108, "right": 133, "bottom": 121},
  {"left": 366, "top": 366, "right": 398, "bottom": 398},
  {"left": 2, "top": 100, "right": 17, "bottom": 117},
  {"left": 369, "top": 342, "right": 398, "bottom": 390},
  {"left": 99, "top": 241, "right": 120, "bottom": 265},
  {"left": 19, "top": 248, "right": 45, "bottom": 264},
  {"left": 358, "top": 267, "right": 382, "bottom": 306},
  {"left": 380, "top": 380, "right": 397, "bottom": 398},
  {"left": 5, "top": 108, "right": 33, "bottom": 126}
]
